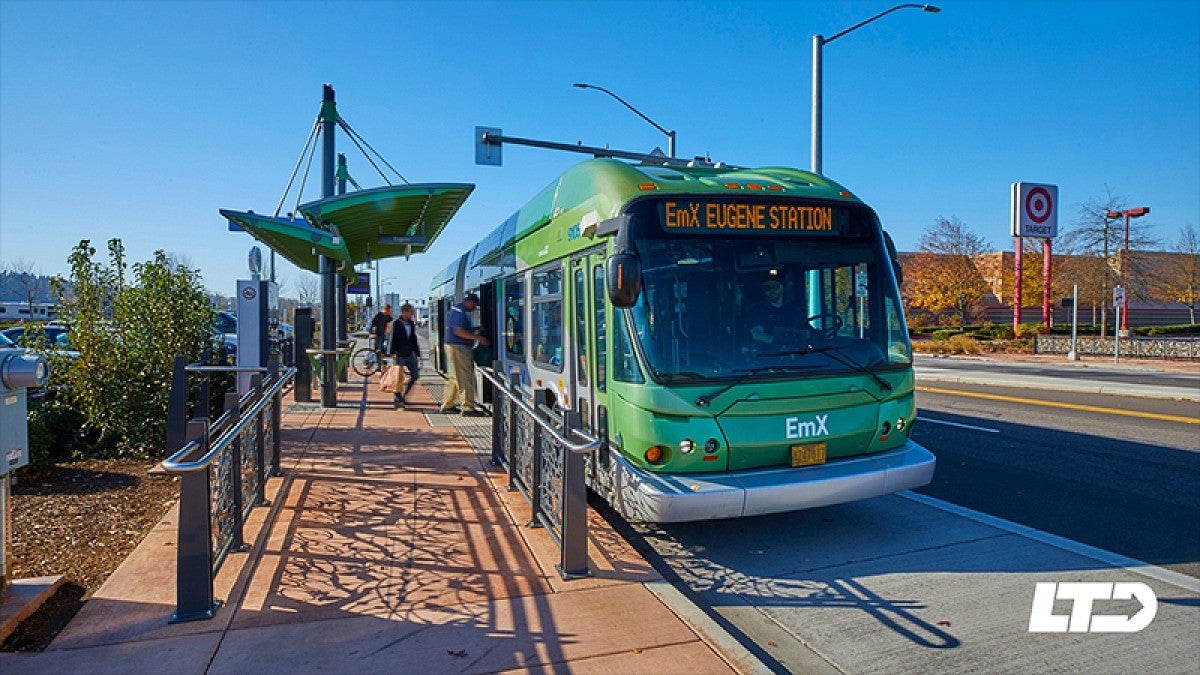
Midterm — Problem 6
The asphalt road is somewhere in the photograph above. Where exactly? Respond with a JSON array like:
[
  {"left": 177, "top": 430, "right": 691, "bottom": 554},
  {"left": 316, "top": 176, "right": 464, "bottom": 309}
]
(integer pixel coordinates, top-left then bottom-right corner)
[
  {"left": 606, "top": 366, "right": 1200, "bottom": 673},
  {"left": 913, "top": 381, "right": 1200, "bottom": 578}
]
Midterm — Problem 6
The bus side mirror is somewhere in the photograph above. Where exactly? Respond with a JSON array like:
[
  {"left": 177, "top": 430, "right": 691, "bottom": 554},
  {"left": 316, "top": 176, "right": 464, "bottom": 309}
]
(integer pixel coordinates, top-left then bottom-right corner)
[{"left": 606, "top": 253, "right": 642, "bottom": 308}]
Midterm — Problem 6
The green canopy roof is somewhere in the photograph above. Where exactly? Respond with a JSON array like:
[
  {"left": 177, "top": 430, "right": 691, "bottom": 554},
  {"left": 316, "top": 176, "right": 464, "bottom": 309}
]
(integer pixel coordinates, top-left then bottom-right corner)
[{"left": 222, "top": 183, "right": 474, "bottom": 280}]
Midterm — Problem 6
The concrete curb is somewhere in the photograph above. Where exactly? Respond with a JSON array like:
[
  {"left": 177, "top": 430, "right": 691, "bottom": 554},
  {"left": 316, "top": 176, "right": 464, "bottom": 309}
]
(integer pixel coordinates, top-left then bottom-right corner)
[{"left": 914, "top": 369, "right": 1200, "bottom": 402}]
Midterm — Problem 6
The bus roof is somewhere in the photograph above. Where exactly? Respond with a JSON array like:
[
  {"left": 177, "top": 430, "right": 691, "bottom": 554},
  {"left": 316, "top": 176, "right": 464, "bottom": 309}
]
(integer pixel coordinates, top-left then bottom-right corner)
[{"left": 456, "top": 159, "right": 865, "bottom": 273}]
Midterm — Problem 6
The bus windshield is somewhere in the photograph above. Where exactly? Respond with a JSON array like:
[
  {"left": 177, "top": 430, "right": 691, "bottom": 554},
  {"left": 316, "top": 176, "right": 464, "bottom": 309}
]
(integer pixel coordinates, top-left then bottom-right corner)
[{"left": 624, "top": 199, "right": 911, "bottom": 382}]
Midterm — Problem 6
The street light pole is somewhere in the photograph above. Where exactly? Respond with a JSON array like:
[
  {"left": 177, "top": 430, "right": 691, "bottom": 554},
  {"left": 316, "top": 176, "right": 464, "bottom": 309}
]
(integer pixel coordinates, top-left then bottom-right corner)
[
  {"left": 811, "top": 4, "right": 940, "bottom": 174},
  {"left": 1106, "top": 206, "right": 1150, "bottom": 332},
  {"left": 573, "top": 83, "right": 676, "bottom": 158}
]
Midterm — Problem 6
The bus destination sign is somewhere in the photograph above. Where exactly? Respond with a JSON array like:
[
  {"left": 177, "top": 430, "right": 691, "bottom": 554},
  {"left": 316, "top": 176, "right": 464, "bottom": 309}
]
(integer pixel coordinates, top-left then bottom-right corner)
[{"left": 662, "top": 200, "right": 848, "bottom": 235}]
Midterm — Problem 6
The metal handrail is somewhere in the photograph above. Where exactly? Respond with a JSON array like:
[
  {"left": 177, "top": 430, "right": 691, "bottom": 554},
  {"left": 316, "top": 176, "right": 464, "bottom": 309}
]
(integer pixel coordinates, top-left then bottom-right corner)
[
  {"left": 185, "top": 365, "right": 271, "bottom": 373},
  {"left": 479, "top": 367, "right": 600, "bottom": 455},
  {"left": 163, "top": 367, "right": 295, "bottom": 473}
]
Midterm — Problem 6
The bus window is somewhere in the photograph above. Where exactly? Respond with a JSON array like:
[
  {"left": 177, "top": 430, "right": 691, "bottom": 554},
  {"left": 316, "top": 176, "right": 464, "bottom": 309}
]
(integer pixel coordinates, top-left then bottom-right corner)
[
  {"left": 612, "top": 309, "right": 645, "bottom": 384},
  {"left": 593, "top": 264, "right": 607, "bottom": 393},
  {"left": 504, "top": 277, "right": 525, "bottom": 359},
  {"left": 573, "top": 267, "right": 588, "bottom": 387},
  {"left": 531, "top": 267, "right": 563, "bottom": 370}
]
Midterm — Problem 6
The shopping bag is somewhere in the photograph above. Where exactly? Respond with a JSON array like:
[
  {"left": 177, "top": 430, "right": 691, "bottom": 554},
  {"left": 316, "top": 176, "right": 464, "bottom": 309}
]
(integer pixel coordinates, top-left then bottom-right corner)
[{"left": 379, "top": 362, "right": 400, "bottom": 393}]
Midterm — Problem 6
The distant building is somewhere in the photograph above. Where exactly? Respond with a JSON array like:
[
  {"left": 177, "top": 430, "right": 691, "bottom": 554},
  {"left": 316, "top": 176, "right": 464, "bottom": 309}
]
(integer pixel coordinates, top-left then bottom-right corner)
[
  {"left": 0, "top": 301, "right": 58, "bottom": 322},
  {"left": 898, "top": 250, "right": 1196, "bottom": 326}
]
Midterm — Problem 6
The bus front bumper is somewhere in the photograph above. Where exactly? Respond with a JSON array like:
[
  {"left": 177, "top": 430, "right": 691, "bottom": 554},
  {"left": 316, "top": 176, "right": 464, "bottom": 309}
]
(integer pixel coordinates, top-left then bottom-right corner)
[{"left": 609, "top": 440, "right": 936, "bottom": 523}]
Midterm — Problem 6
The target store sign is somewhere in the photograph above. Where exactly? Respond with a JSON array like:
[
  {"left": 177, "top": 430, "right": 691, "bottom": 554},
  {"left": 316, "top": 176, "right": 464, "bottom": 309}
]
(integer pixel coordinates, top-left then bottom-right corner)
[{"left": 1010, "top": 182, "right": 1058, "bottom": 238}]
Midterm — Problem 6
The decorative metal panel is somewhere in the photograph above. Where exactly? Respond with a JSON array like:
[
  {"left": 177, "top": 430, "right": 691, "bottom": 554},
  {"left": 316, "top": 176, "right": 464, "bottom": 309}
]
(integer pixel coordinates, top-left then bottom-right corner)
[
  {"left": 210, "top": 449, "right": 237, "bottom": 572},
  {"left": 538, "top": 431, "right": 564, "bottom": 536},
  {"left": 240, "top": 429, "right": 258, "bottom": 519},
  {"left": 514, "top": 412, "right": 534, "bottom": 493}
]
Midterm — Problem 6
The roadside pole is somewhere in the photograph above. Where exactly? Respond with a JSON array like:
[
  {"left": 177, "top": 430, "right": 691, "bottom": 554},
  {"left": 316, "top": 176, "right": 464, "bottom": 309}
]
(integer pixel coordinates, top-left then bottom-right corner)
[{"left": 1068, "top": 284, "right": 1079, "bottom": 361}]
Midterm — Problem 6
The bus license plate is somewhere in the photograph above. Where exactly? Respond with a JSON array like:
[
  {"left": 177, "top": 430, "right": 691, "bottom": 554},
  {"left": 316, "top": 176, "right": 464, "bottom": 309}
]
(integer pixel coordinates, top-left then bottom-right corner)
[{"left": 791, "top": 443, "right": 827, "bottom": 467}]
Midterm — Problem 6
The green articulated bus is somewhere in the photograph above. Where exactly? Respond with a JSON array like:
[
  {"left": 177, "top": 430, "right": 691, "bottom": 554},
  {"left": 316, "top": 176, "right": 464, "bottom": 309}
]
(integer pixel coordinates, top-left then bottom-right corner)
[{"left": 430, "top": 158, "right": 935, "bottom": 522}]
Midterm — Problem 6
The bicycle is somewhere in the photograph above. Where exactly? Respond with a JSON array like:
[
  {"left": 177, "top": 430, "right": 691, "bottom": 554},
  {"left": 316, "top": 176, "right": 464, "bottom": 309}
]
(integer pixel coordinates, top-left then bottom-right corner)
[{"left": 350, "top": 346, "right": 385, "bottom": 378}]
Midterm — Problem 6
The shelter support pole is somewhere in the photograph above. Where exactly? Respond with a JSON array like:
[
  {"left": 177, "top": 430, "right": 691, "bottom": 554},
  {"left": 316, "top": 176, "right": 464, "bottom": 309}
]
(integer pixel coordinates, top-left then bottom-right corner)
[{"left": 319, "top": 84, "right": 338, "bottom": 407}]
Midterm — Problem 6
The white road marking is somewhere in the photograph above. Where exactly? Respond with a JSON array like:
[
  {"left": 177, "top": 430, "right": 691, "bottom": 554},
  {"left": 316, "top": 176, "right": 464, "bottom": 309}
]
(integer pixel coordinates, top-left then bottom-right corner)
[{"left": 916, "top": 416, "right": 1000, "bottom": 433}]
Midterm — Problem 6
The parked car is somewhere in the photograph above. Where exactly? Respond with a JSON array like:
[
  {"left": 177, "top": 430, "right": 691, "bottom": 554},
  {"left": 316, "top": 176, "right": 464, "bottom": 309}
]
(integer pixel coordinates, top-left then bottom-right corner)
[{"left": 1, "top": 324, "right": 73, "bottom": 350}]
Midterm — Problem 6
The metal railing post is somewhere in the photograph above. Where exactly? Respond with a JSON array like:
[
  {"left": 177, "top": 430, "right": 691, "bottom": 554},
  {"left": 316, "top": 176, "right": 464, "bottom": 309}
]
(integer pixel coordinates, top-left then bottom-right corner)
[
  {"left": 250, "top": 372, "right": 269, "bottom": 507},
  {"left": 166, "top": 356, "right": 188, "bottom": 456},
  {"left": 270, "top": 360, "right": 283, "bottom": 476},
  {"left": 559, "top": 410, "right": 590, "bottom": 579},
  {"left": 224, "top": 391, "right": 248, "bottom": 553},
  {"left": 171, "top": 420, "right": 220, "bottom": 623},
  {"left": 506, "top": 379, "right": 519, "bottom": 492},
  {"left": 528, "top": 389, "right": 549, "bottom": 528},
  {"left": 490, "top": 362, "right": 503, "bottom": 466}
]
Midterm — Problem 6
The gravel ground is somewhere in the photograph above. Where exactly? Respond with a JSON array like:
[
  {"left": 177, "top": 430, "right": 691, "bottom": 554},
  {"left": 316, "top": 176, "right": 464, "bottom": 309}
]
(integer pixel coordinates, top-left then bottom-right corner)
[{"left": 2, "top": 458, "right": 179, "bottom": 652}]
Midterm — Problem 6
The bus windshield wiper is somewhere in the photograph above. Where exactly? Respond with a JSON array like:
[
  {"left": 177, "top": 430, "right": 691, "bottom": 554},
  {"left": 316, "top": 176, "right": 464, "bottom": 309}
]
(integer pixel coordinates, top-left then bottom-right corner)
[
  {"left": 757, "top": 344, "right": 893, "bottom": 393},
  {"left": 694, "top": 365, "right": 812, "bottom": 407}
]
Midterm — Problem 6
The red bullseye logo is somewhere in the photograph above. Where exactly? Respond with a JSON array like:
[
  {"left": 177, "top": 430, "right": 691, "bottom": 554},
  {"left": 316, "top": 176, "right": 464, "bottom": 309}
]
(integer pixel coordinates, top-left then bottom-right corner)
[{"left": 1026, "top": 187, "right": 1053, "bottom": 224}]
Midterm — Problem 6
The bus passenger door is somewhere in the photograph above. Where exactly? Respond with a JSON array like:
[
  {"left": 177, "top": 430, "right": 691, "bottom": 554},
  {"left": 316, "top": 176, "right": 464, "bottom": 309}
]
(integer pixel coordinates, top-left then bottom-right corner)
[
  {"left": 571, "top": 250, "right": 608, "bottom": 435},
  {"left": 477, "top": 281, "right": 498, "bottom": 404}
]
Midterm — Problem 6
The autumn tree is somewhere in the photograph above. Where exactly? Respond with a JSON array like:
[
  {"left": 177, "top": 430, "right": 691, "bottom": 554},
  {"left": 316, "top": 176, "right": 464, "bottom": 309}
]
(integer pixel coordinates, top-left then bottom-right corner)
[
  {"left": 904, "top": 217, "right": 992, "bottom": 329},
  {"left": 1147, "top": 224, "right": 1200, "bottom": 323},
  {"left": 1058, "top": 187, "right": 1158, "bottom": 336}
]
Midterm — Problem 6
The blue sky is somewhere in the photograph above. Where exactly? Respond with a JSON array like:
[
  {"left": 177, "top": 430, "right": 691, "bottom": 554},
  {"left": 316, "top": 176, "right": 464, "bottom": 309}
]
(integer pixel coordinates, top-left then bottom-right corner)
[{"left": 2, "top": 0, "right": 1197, "bottom": 302}]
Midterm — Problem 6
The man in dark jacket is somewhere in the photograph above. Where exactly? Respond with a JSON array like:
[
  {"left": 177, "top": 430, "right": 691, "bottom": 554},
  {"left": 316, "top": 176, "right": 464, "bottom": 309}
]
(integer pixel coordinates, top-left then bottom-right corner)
[
  {"left": 387, "top": 303, "right": 421, "bottom": 408},
  {"left": 369, "top": 304, "right": 393, "bottom": 353}
]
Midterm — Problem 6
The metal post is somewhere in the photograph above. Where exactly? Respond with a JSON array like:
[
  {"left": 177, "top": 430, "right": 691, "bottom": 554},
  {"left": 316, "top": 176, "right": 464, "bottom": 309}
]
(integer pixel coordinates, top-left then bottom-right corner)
[
  {"left": 319, "top": 84, "right": 338, "bottom": 407},
  {"left": 225, "top": 391, "right": 248, "bottom": 553},
  {"left": 270, "top": 359, "right": 283, "bottom": 476},
  {"left": 559, "top": 410, "right": 590, "bottom": 579},
  {"left": 490, "top": 361, "right": 503, "bottom": 466},
  {"left": 1013, "top": 236, "right": 1023, "bottom": 334},
  {"left": 528, "top": 389, "right": 549, "bottom": 528},
  {"left": 250, "top": 373, "right": 268, "bottom": 506},
  {"left": 1114, "top": 304, "right": 1121, "bottom": 364},
  {"left": 1042, "top": 238, "right": 1052, "bottom": 328},
  {"left": 1121, "top": 213, "right": 1130, "bottom": 333},
  {"left": 166, "top": 355, "right": 188, "bottom": 455},
  {"left": 811, "top": 34, "right": 824, "bottom": 174},
  {"left": 1069, "top": 284, "right": 1079, "bottom": 361},
  {"left": 171, "top": 420, "right": 220, "bottom": 623},
  {"left": 507, "top": 380, "right": 519, "bottom": 492}
]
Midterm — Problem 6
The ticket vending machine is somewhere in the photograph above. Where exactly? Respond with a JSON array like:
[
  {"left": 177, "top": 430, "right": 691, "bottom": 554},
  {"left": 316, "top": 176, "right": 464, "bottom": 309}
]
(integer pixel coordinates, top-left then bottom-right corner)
[
  {"left": 236, "top": 278, "right": 278, "bottom": 393},
  {"left": 1, "top": 349, "right": 48, "bottom": 600}
]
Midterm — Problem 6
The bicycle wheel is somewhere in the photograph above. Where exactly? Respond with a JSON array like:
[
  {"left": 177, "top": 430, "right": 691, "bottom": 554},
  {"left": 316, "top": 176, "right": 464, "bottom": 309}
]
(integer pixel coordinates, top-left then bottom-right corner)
[{"left": 350, "top": 347, "right": 379, "bottom": 377}]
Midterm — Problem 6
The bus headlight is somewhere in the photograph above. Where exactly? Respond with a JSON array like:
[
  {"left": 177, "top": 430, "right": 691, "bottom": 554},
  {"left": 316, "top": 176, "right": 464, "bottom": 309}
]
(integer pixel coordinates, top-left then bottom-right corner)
[
  {"left": 704, "top": 438, "right": 719, "bottom": 454},
  {"left": 645, "top": 446, "right": 666, "bottom": 464},
  {"left": 679, "top": 439, "right": 694, "bottom": 454}
]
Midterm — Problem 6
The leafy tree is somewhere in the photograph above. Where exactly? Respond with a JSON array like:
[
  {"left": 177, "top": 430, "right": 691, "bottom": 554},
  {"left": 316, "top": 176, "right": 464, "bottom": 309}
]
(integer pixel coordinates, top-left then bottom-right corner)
[
  {"left": 51, "top": 239, "right": 216, "bottom": 458},
  {"left": 1148, "top": 224, "right": 1200, "bottom": 323},
  {"left": 1058, "top": 187, "right": 1158, "bottom": 336},
  {"left": 904, "top": 217, "right": 992, "bottom": 330}
]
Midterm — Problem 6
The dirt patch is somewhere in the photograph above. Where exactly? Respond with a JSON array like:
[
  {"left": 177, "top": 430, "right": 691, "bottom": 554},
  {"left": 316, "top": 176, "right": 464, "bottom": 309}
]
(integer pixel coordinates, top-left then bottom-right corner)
[{"left": 2, "top": 458, "right": 179, "bottom": 652}]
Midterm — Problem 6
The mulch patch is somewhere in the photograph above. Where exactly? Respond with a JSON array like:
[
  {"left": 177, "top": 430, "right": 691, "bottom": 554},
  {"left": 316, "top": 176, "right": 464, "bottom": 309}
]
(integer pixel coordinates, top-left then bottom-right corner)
[{"left": 2, "top": 458, "right": 179, "bottom": 652}]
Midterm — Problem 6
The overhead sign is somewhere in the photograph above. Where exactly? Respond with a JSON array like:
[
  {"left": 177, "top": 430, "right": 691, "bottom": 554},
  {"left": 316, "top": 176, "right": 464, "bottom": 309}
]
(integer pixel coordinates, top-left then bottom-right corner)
[
  {"left": 661, "top": 200, "right": 849, "bottom": 235},
  {"left": 348, "top": 273, "right": 370, "bottom": 295},
  {"left": 1010, "top": 182, "right": 1058, "bottom": 238}
]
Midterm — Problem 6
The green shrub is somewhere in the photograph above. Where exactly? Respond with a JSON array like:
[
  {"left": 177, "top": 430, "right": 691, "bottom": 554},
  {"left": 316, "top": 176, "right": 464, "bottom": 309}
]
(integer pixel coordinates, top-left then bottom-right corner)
[
  {"left": 947, "top": 334, "right": 983, "bottom": 355},
  {"left": 53, "top": 240, "right": 217, "bottom": 458},
  {"left": 1138, "top": 324, "right": 1200, "bottom": 336},
  {"left": 931, "top": 329, "right": 962, "bottom": 341},
  {"left": 1017, "top": 322, "right": 1049, "bottom": 338}
]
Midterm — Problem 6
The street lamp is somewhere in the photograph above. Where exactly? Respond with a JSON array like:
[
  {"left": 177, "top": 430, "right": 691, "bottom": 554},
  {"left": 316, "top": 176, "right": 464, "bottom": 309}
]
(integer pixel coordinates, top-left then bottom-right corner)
[
  {"left": 573, "top": 82, "right": 676, "bottom": 158},
  {"left": 811, "top": 4, "right": 940, "bottom": 174},
  {"left": 1105, "top": 206, "right": 1150, "bottom": 332}
]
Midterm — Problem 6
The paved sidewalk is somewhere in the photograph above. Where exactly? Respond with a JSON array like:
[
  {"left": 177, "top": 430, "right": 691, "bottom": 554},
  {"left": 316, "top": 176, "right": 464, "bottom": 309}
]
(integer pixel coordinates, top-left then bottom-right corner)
[{"left": 0, "top": 374, "right": 749, "bottom": 673}]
